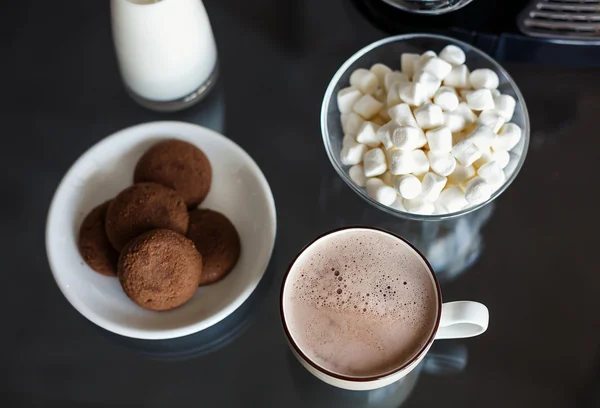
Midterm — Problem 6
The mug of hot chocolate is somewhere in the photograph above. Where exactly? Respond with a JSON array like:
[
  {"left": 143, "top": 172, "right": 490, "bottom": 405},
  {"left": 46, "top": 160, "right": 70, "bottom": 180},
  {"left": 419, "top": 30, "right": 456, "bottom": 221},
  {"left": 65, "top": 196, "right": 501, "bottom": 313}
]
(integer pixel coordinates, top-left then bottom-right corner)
[{"left": 280, "top": 227, "right": 489, "bottom": 390}]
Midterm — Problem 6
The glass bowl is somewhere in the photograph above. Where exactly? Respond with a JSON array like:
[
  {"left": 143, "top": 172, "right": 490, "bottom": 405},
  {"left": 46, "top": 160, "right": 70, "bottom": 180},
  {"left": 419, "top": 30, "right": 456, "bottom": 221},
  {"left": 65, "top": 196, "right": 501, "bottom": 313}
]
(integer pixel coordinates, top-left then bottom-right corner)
[{"left": 321, "top": 33, "right": 530, "bottom": 221}]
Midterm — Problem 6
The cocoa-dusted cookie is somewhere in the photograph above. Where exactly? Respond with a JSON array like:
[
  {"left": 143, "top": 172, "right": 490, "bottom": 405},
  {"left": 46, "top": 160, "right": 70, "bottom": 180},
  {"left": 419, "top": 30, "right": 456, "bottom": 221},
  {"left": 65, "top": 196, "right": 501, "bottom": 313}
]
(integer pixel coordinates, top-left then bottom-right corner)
[
  {"left": 134, "top": 139, "right": 212, "bottom": 209},
  {"left": 187, "top": 209, "right": 241, "bottom": 286},
  {"left": 79, "top": 201, "right": 119, "bottom": 276},
  {"left": 118, "top": 229, "right": 203, "bottom": 311},
  {"left": 105, "top": 183, "right": 188, "bottom": 251}
]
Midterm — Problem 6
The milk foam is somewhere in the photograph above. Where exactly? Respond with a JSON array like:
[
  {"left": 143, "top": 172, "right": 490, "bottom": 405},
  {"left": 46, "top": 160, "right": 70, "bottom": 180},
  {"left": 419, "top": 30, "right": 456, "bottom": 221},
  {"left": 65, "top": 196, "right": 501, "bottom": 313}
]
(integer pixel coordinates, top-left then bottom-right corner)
[{"left": 283, "top": 229, "right": 438, "bottom": 378}]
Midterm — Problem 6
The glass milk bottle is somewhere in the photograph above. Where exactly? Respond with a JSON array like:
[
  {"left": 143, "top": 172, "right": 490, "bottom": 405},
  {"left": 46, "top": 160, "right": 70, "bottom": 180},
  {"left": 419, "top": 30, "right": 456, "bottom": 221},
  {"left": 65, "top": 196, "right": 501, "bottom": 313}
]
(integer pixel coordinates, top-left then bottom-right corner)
[{"left": 111, "top": 0, "right": 218, "bottom": 112}]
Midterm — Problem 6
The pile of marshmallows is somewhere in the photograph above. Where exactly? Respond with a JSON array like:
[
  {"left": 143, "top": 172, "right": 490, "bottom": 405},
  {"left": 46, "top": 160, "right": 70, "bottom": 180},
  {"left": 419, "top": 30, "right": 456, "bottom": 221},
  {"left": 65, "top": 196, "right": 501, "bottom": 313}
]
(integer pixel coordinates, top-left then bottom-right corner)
[{"left": 338, "top": 45, "right": 522, "bottom": 215}]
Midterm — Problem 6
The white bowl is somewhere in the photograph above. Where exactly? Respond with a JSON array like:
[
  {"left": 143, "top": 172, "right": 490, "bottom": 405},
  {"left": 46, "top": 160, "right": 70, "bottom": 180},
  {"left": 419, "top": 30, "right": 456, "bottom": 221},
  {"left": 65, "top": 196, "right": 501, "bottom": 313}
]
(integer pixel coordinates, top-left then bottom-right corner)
[{"left": 46, "top": 121, "right": 277, "bottom": 340}]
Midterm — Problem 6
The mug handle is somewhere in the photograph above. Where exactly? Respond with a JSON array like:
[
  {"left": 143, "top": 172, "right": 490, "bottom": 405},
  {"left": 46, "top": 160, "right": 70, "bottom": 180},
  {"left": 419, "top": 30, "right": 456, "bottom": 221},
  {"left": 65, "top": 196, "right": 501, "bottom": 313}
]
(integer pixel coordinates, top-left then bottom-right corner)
[{"left": 435, "top": 301, "right": 489, "bottom": 340}]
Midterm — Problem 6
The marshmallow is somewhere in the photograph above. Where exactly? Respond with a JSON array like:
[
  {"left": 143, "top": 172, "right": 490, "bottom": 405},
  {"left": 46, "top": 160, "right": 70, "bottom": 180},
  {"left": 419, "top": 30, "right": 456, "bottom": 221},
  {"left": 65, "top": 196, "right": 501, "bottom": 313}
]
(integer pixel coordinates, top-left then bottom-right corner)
[
  {"left": 477, "top": 110, "right": 506, "bottom": 133},
  {"left": 464, "top": 176, "right": 492, "bottom": 205},
  {"left": 477, "top": 161, "right": 504, "bottom": 186},
  {"left": 493, "top": 94, "right": 516, "bottom": 121},
  {"left": 420, "top": 172, "right": 447, "bottom": 202},
  {"left": 466, "top": 88, "right": 495, "bottom": 111},
  {"left": 389, "top": 197, "right": 406, "bottom": 212},
  {"left": 438, "top": 186, "right": 468, "bottom": 212},
  {"left": 350, "top": 68, "right": 379, "bottom": 94},
  {"left": 451, "top": 139, "right": 482, "bottom": 166},
  {"left": 459, "top": 89, "right": 473, "bottom": 101},
  {"left": 394, "top": 174, "right": 422, "bottom": 199},
  {"left": 504, "top": 151, "right": 519, "bottom": 175},
  {"left": 363, "top": 148, "right": 387, "bottom": 177},
  {"left": 472, "top": 148, "right": 492, "bottom": 169},
  {"left": 444, "top": 111, "right": 467, "bottom": 133},
  {"left": 373, "top": 88, "right": 386, "bottom": 103},
  {"left": 356, "top": 121, "right": 381, "bottom": 147},
  {"left": 439, "top": 45, "right": 466, "bottom": 66},
  {"left": 447, "top": 164, "right": 476, "bottom": 186},
  {"left": 366, "top": 178, "right": 397, "bottom": 206},
  {"left": 378, "top": 109, "right": 391, "bottom": 122},
  {"left": 370, "top": 63, "right": 392, "bottom": 87},
  {"left": 469, "top": 69, "right": 499, "bottom": 90},
  {"left": 391, "top": 125, "right": 422, "bottom": 151},
  {"left": 340, "top": 138, "right": 367, "bottom": 165},
  {"left": 414, "top": 51, "right": 436, "bottom": 74},
  {"left": 376, "top": 121, "right": 399, "bottom": 150},
  {"left": 491, "top": 148, "right": 510, "bottom": 169},
  {"left": 399, "top": 82, "right": 428, "bottom": 107},
  {"left": 403, "top": 198, "right": 435, "bottom": 215},
  {"left": 349, "top": 164, "right": 367, "bottom": 187},
  {"left": 401, "top": 53, "right": 420, "bottom": 79},
  {"left": 456, "top": 102, "right": 478, "bottom": 124},
  {"left": 467, "top": 124, "right": 495, "bottom": 150},
  {"left": 443, "top": 64, "right": 470, "bottom": 89},
  {"left": 388, "top": 103, "right": 418, "bottom": 126},
  {"left": 411, "top": 149, "right": 430, "bottom": 176},
  {"left": 414, "top": 103, "right": 444, "bottom": 129},
  {"left": 372, "top": 115, "right": 386, "bottom": 126},
  {"left": 389, "top": 149, "right": 414, "bottom": 175},
  {"left": 421, "top": 57, "right": 453, "bottom": 80},
  {"left": 337, "top": 86, "right": 362, "bottom": 114},
  {"left": 414, "top": 71, "right": 442, "bottom": 99},
  {"left": 379, "top": 171, "right": 394, "bottom": 186},
  {"left": 426, "top": 126, "right": 453, "bottom": 153},
  {"left": 493, "top": 123, "right": 522, "bottom": 151},
  {"left": 428, "top": 151, "right": 457, "bottom": 176},
  {"left": 384, "top": 71, "right": 409, "bottom": 91},
  {"left": 387, "top": 82, "right": 402, "bottom": 107},
  {"left": 353, "top": 94, "right": 384, "bottom": 119},
  {"left": 342, "top": 112, "right": 364, "bottom": 135},
  {"left": 434, "top": 86, "right": 459, "bottom": 111},
  {"left": 342, "top": 133, "right": 355, "bottom": 146}
]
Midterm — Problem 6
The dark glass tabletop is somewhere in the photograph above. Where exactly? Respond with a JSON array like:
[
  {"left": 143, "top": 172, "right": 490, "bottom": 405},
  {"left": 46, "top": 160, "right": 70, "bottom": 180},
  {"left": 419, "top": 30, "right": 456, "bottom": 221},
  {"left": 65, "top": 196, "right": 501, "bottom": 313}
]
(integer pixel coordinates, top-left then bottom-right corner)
[{"left": 2, "top": 0, "right": 600, "bottom": 406}]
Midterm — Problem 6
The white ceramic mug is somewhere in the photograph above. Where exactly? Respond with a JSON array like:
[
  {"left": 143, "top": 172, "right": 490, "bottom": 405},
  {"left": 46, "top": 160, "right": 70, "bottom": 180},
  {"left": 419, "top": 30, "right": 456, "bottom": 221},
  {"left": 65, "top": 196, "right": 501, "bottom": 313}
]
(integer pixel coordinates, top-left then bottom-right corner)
[{"left": 280, "top": 227, "right": 489, "bottom": 391}]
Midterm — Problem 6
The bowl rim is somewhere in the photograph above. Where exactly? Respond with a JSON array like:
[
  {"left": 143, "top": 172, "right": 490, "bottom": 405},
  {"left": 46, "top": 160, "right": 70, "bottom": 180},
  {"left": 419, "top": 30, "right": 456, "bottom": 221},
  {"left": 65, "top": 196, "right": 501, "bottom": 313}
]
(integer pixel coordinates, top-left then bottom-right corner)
[
  {"left": 320, "top": 33, "right": 530, "bottom": 221},
  {"left": 45, "top": 121, "right": 277, "bottom": 339}
]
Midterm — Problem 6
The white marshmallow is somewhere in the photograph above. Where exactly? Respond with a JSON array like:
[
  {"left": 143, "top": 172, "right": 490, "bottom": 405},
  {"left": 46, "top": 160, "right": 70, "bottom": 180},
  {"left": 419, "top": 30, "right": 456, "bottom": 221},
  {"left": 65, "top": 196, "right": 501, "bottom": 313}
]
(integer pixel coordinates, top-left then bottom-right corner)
[
  {"left": 363, "top": 148, "right": 387, "bottom": 177},
  {"left": 411, "top": 150, "right": 430, "bottom": 176},
  {"left": 399, "top": 82, "right": 428, "bottom": 107},
  {"left": 403, "top": 198, "right": 435, "bottom": 215},
  {"left": 426, "top": 126, "right": 453, "bottom": 153},
  {"left": 378, "top": 108, "right": 391, "bottom": 122},
  {"left": 349, "top": 164, "right": 367, "bottom": 187},
  {"left": 366, "top": 178, "right": 397, "bottom": 206},
  {"left": 420, "top": 172, "right": 447, "bottom": 202},
  {"left": 356, "top": 121, "right": 381, "bottom": 147},
  {"left": 438, "top": 186, "right": 468, "bottom": 212},
  {"left": 389, "top": 149, "right": 414, "bottom": 175},
  {"left": 467, "top": 124, "right": 495, "bottom": 150},
  {"left": 342, "top": 133, "right": 355, "bottom": 146},
  {"left": 414, "top": 71, "right": 442, "bottom": 99},
  {"left": 387, "top": 103, "right": 418, "bottom": 126},
  {"left": 353, "top": 94, "right": 383, "bottom": 119},
  {"left": 373, "top": 88, "right": 386, "bottom": 103},
  {"left": 464, "top": 176, "right": 492, "bottom": 205},
  {"left": 391, "top": 125, "right": 422, "bottom": 151},
  {"left": 376, "top": 121, "right": 399, "bottom": 150},
  {"left": 491, "top": 148, "right": 510, "bottom": 169},
  {"left": 421, "top": 57, "right": 453, "bottom": 80},
  {"left": 342, "top": 112, "right": 364, "bottom": 135},
  {"left": 394, "top": 174, "right": 422, "bottom": 199},
  {"left": 389, "top": 197, "right": 406, "bottom": 212},
  {"left": 433, "top": 201, "right": 447, "bottom": 215},
  {"left": 427, "top": 151, "right": 457, "bottom": 176},
  {"left": 444, "top": 111, "right": 467, "bottom": 133},
  {"left": 448, "top": 164, "right": 476, "bottom": 186},
  {"left": 379, "top": 171, "right": 394, "bottom": 186},
  {"left": 350, "top": 68, "right": 379, "bottom": 94},
  {"left": 340, "top": 138, "right": 367, "bottom": 165},
  {"left": 459, "top": 89, "right": 473, "bottom": 101},
  {"left": 401, "top": 53, "right": 420, "bottom": 79},
  {"left": 473, "top": 148, "right": 492, "bottom": 169},
  {"left": 456, "top": 102, "right": 478, "bottom": 124},
  {"left": 469, "top": 69, "right": 499, "bottom": 90},
  {"left": 493, "top": 123, "right": 522, "bottom": 151},
  {"left": 384, "top": 71, "right": 409, "bottom": 91},
  {"left": 443, "top": 64, "right": 470, "bottom": 89},
  {"left": 451, "top": 139, "right": 482, "bottom": 166},
  {"left": 439, "top": 45, "right": 466, "bottom": 66},
  {"left": 477, "top": 110, "right": 505, "bottom": 133},
  {"left": 370, "top": 63, "right": 392, "bottom": 87},
  {"left": 504, "top": 151, "right": 519, "bottom": 175},
  {"left": 434, "top": 86, "right": 459, "bottom": 112},
  {"left": 414, "top": 103, "right": 444, "bottom": 129},
  {"left": 387, "top": 82, "right": 402, "bottom": 107},
  {"left": 466, "top": 88, "right": 495, "bottom": 111},
  {"left": 414, "top": 51, "right": 436, "bottom": 74},
  {"left": 493, "top": 94, "right": 516, "bottom": 121},
  {"left": 477, "top": 161, "right": 504, "bottom": 186},
  {"left": 337, "top": 86, "right": 362, "bottom": 114}
]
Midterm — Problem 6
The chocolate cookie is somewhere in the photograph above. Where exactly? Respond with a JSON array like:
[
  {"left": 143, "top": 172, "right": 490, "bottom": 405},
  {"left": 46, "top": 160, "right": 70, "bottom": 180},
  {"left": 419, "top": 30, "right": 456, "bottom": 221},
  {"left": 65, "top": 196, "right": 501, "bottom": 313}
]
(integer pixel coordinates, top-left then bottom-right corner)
[
  {"left": 105, "top": 182, "right": 188, "bottom": 251},
  {"left": 134, "top": 139, "right": 212, "bottom": 209},
  {"left": 187, "top": 209, "right": 241, "bottom": 286},
  {"left": 78, "top": 201, "right": 119, "bottom": 276},
  {"left": 118, "top": 229, "right": 203, "bottom": 311}
]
